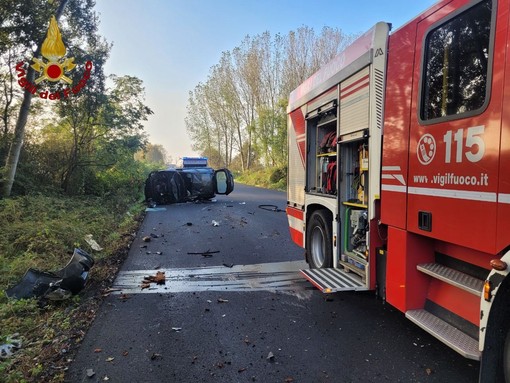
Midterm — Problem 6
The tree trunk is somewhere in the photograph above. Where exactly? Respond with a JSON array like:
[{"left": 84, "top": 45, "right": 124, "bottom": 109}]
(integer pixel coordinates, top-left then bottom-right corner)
[{"left": 1, "top": 0, "right": 68, "bottom": 197}]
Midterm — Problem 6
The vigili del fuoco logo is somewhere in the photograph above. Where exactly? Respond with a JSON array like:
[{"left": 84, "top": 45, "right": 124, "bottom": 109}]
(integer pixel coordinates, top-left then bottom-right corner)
[{"left": 15, "top": 15, "right": 92, "bottom": 101}]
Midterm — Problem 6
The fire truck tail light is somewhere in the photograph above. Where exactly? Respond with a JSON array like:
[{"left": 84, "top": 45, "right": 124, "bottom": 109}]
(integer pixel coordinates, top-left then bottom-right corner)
[
  {"left": 483, "top": 280, "right": 492, "bottom": 302},
  {"left": 490, "top": 259, "right": 507, "bottom": 271}
]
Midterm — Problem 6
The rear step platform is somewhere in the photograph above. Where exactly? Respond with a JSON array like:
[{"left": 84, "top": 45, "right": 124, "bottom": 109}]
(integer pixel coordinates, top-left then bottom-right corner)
[
  {"left": 300, "top": 268, "right": 367, "bottom": 293},
  {"left": 406, "top": 309, "right": 480, "bottom": 360}
]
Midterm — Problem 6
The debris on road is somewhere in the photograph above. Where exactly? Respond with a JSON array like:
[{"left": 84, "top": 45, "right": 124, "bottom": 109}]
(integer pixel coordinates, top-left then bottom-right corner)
[
  {"left": 150, "top": 352, "right": 162, "bottom": 360},
  {"left": 212, "top": 220, "right": 220, "bottom": 226},
  {"left": 266, "top": 351, "right": 275, "bottom": 361},
  {"left": 187, "top": 250, "right": 219, "bottom": 257},
  {"left": 140, "top": 271, "right": 166, "bottom": 289},
  {"left": 217, "top": 298, "right": 229, "bottom": 303},
  {"left": 258, "top": 204, "right": 284, "bottom": 212}
]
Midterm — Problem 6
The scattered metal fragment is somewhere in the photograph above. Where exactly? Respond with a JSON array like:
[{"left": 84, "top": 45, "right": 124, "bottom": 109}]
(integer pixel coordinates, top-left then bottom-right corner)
[{"left": 187, "top": 250, "right": 220, "bottom": 257}]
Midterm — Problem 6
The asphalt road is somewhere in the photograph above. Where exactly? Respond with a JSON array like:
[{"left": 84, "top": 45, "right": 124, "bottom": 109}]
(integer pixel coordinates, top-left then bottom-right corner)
[{"left": 65, "top": 184, "right": 480, "bottom": 383}]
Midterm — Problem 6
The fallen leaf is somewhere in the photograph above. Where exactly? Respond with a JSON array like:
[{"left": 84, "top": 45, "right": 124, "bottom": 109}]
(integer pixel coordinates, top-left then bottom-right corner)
[
  {"left": 217, "top": 298, "right": 229, "bottom": 303},
  {"left": 86, "top": 368, "right": 95, "bottom": 377},
  {"left": 94, "top": 348, "right": 102, "bottom": 353},
  {"left": 105, "top": 357, "right": 114, "bottom": 362},
  {"left": 142, "top": 236, "right": 151, "bottom": 242},
  {"left": 122, "top": 351, "right": 129, "bottom": 356}
]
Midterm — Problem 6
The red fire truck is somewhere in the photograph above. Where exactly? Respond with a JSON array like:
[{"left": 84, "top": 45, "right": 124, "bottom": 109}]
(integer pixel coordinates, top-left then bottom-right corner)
[{"left": 286, "top": 0, "right": 510, "bottom": 380}]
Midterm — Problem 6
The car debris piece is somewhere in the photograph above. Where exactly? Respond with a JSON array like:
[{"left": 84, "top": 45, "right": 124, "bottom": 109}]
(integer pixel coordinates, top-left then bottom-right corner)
[
  {"left": 84, "top": 234, "right": 103, "bottom": 251},
  {"left": 142, "top": 271, "right": 166, "bottom": 286},
  {"left": 187, "top": 250, "right": 219, "bottom": 257},
  {"left": 5, "top": 248, "right": 94, "bottom": 301},
  {"left": 0, "top": 334, "right": 22, "bottom": 360}
]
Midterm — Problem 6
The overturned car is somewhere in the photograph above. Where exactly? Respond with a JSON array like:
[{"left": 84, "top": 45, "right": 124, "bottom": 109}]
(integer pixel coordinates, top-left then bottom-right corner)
[{"left": 144, "top": 161, "right": 234, "bottom": 205}]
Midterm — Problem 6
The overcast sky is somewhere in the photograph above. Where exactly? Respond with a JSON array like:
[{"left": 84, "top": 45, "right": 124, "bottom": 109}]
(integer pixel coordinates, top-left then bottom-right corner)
[{"left": 94, "top": 0, "right": 438, "bottom": 163}]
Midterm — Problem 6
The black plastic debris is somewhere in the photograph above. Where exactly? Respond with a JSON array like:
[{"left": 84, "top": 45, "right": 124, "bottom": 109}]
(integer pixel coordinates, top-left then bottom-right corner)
[{"left": 6, "top": 248, "right": 94, "bottom": 301}]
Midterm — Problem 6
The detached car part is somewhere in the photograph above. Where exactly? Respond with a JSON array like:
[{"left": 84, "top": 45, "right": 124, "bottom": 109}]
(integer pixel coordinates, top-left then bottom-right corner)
[{"left": 6, "top": 248, "right": 94, "bottom": 301}]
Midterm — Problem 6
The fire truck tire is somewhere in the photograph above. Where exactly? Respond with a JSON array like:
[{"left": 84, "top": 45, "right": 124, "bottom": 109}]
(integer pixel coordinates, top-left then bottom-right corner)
[
  {"left": 504, "top": 328, "right": 510, "bottom": 382},
  {"left": 306, "top": 210, "right": 333, "bottom": 269}
]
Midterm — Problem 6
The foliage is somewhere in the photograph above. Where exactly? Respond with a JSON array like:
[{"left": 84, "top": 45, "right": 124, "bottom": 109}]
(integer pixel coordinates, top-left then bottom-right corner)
[
  {"left": 0, "top": 194, "right": 145, "bottom": 383},
  {"left": 1, "top": 0, "right": 107, "bottom": 197},
  {"left": 235, "top": 166, "right": 287, "bottom": 191},
  {"left": 135, "top": 143, "right": 169, "bottom": 165},
  {"left": 186, "top": 27, "right": 358, "bottom": 171}
]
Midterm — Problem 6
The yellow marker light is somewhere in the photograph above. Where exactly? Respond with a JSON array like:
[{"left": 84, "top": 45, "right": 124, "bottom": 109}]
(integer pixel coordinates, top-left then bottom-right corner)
[{"left": 483, "top": 280, "right": 492, "bottom": 302}]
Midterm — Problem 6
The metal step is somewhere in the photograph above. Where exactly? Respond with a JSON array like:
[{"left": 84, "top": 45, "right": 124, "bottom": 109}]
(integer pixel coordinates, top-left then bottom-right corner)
[
  {"left": 300, "top": 268, "right": 367, "bottom": 293},
  {"left": 417, "top": 263, "right": 483, "bottom": 296},
  {"left": 406, "top": 309, "right": 480, "bottom": 360}
]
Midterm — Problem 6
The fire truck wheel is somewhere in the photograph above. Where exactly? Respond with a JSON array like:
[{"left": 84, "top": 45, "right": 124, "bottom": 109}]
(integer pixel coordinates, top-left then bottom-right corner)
[
  {"left": 504, "top": 328, "right": 510, "bottom": 382},
  {"left": 306, "top": 210, "right": 333, "bottom": 269}
]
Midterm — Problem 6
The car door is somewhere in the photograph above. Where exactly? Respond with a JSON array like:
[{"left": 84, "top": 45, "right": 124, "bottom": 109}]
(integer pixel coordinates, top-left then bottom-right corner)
[{"left": 214, "top": 169, "right": 234, "bottom": 195}]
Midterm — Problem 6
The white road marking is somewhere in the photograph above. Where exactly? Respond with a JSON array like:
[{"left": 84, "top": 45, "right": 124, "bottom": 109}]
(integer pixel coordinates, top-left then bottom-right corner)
[{"left": 112, "top": 260, "right": 312, "bottom": 299}]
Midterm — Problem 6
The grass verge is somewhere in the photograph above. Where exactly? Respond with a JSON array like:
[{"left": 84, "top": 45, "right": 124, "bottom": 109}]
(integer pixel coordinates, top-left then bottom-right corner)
[{"left": 0, "top": 194, "right": 145, "bottom": 383}]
